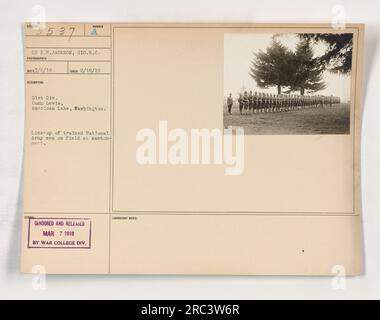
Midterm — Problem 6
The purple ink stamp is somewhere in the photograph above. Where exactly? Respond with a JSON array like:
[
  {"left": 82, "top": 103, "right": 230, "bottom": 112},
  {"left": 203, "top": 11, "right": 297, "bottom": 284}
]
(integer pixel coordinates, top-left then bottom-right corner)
[{"left": 27, "top": 217, "right": 92, "bottom": 249}]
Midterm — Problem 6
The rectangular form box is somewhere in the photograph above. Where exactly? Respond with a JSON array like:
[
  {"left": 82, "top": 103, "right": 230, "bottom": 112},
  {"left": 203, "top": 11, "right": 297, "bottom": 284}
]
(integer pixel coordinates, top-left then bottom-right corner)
[
  {"left": 24, "top": 48, "right": 111, "bottom": 61},
  {"left": 25, "top": 36, "right": 111, "bottom": 48},
  {"left": 69, "top": 61, "right": 111, "bottom": 74},
  {"left": 27, "top": 217, "right": 92, "bottom": 249},
  {"left": 24, "top": 23, "right": 86, "bottom": 36},
  {"left": 85, "top": 23, "right": 111, "bottom": 36},
  {"left": 25, "top": 61, "right": 68, "bottom": 74}
]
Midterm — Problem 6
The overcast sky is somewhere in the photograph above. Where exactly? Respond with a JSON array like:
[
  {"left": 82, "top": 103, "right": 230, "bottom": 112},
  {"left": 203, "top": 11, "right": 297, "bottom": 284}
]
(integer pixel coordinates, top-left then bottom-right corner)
[{"left": 224, "top": 33, "right": 351, "bottom": 102}]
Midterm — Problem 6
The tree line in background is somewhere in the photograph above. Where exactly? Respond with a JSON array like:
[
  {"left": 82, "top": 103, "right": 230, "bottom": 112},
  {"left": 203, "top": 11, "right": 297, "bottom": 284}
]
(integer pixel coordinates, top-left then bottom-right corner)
[{"left": 249, "top": 33, "right": 353, "bottom": 95}]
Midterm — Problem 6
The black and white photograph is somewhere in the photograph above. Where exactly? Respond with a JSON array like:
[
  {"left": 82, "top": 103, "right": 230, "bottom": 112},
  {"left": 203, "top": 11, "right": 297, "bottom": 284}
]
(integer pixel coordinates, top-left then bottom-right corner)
[{"left": 224, "top": 32, "right": 354, "bottom": 135}]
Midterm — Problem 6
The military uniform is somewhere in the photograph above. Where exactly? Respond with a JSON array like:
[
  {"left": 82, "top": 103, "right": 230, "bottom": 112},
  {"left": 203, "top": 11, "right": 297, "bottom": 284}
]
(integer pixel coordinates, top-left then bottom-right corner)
[
  {"left": 248, "top": 91, "right": 254, "bottom": 111},
  {"left": 258, "top": 93, "right": 262, "bottom": 112},
  {"left": 227, "top": 94, "right": 233, "bottom": 114},
  {"left": 243, "top": 92, "right": 249, "bottom": 112},
  {"left": 253, "top": 92, "right": 258, "bottom": 113},
  {"left": 269, "top": 94, "right": 274, "bottom": 112},
  {"left": 236, "top": 90, "right": 341, "bottom": 115},
  {"left": 238, "top": 95, "right": 243, "bottom": 114}
]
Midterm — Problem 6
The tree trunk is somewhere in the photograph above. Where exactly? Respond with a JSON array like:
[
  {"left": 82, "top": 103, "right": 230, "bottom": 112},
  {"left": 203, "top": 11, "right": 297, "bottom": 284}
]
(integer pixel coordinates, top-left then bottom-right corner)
[
  {"left": 300, "top": 88, "right": 305, "bottom": 96},
  {"left": 277, "top": 85, "right": 281, "bottom": 95}
]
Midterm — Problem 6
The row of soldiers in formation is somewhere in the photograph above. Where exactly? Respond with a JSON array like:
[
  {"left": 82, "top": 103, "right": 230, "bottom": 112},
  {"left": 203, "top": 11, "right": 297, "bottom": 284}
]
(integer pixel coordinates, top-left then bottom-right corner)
[{"left": 226, "top": 91, "right": 341, "bottom": 114}]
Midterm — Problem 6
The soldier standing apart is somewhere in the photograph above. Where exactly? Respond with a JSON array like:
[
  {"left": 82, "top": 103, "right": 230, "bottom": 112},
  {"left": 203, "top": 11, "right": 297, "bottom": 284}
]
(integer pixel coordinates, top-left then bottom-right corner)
[
  {"left": 227, "top": 93, "right": 233, "bottom": 115},
  {"left": 238, "top": 94, "right": 244, "bottom": 115}
]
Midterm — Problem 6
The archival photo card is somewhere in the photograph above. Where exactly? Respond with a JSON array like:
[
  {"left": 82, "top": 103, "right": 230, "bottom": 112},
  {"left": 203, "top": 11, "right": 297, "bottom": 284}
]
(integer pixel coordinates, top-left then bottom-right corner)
[{"left": 22, "top": 23, "right": 364, "bottom": 275}]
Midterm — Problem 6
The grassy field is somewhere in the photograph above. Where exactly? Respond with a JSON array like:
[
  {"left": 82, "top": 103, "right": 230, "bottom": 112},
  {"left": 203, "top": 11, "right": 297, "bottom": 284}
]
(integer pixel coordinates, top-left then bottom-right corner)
[{"left": 223, "top": 103, "right": 351, "bottom": 135}]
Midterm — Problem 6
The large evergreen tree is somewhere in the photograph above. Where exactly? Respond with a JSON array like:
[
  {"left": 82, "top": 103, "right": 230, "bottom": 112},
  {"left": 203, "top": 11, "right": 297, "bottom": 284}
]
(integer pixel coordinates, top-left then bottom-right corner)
[
  {"left": 249, "top": 40, "right": 294, "bottom": 95},
  {"left": 298, "top": 33, "right": 353, "bottom": 74},
  {"left": 290, "top": 39, "right": 327, "bottom": 95}
]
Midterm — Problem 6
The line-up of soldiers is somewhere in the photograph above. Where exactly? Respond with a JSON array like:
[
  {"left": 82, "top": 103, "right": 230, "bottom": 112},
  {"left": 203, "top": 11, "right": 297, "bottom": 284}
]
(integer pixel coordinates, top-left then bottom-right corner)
[{"left": 226, "top": 91, "right": 341, "bottom": 115}]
